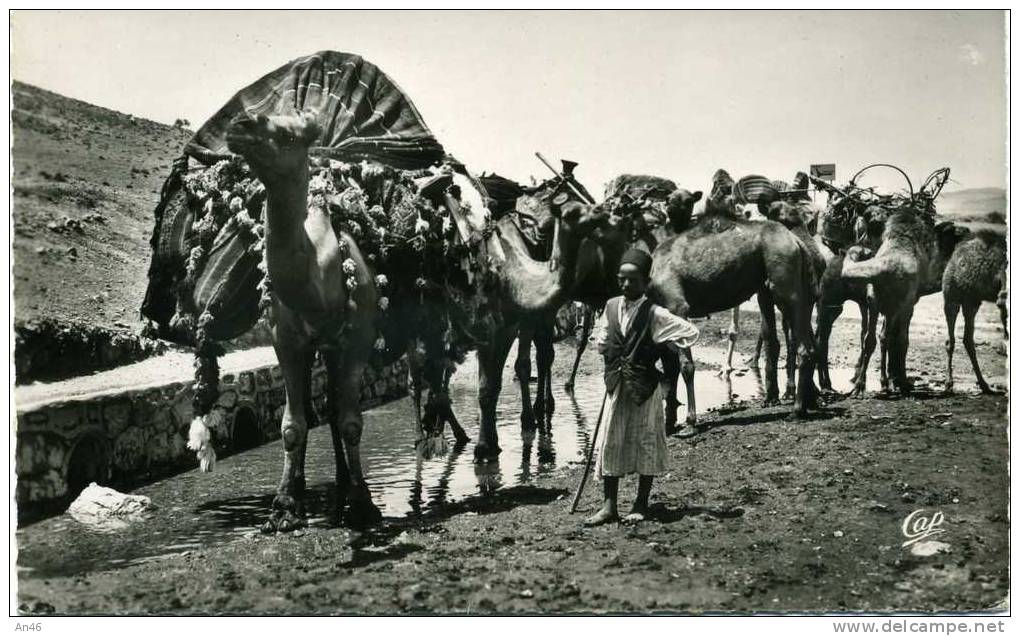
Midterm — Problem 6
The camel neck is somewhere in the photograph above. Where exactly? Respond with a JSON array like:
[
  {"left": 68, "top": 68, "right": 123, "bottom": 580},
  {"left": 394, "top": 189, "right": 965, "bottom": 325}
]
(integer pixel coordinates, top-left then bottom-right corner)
[
  {"left": 551, "top": 225, "right": 583, "bottom": 295},
  {"left": 262, "top": 163, "right": 310, "bottom": 249},
  {"left": 261, "top": 162, "right": 313, "bottom": 287}
]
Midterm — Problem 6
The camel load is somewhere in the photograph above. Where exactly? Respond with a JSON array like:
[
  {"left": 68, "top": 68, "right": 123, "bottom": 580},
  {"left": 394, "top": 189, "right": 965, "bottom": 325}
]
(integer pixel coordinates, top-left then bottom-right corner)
[{"left": 810, "top": 163, "right": 950, "bottom": 249}]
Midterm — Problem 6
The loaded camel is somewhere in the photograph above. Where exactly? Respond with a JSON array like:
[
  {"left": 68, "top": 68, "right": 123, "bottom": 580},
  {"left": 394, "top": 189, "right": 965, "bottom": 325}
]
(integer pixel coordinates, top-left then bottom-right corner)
[
  {"left": 225, "top": 112, "right": 383, "bottom": 531},
  {"left": 840, "top": 210, "right": 969, "bottom": 394}
]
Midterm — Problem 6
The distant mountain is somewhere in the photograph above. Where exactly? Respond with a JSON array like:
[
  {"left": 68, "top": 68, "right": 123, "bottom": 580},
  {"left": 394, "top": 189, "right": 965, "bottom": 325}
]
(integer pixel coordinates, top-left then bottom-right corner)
[{"left": 937, "top": 187, "right": 1006, "bottom": 220}]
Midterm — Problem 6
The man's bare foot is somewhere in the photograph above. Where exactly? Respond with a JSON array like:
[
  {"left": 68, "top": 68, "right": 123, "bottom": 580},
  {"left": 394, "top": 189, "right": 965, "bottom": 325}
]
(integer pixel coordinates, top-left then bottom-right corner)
[
  {"left": 583, "top": 506, "right": 619, "bottom": 527},
  {"left": 624, "top": 503, "right": 649, "bottom": 524}
]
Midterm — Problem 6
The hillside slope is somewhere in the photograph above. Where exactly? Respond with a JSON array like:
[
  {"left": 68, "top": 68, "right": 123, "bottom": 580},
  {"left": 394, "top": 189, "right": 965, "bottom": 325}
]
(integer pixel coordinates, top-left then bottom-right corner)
[
  {"left": 938, "top": 187, "right": 1006, "bottom": 219},
  {"left": 12, "top": 81, "right": 192, "bottom": 334}
]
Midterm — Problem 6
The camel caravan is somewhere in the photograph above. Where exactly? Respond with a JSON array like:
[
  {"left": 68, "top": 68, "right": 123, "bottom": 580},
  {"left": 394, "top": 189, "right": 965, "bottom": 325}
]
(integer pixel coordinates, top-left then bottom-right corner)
[{"left": 140, "top": 51, "right": 1007, "bottom": 532}]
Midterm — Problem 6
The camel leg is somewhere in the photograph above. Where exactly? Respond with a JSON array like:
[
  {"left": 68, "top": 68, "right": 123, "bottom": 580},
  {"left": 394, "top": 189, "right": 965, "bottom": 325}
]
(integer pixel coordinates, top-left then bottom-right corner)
[
  {"left": 749, "top": 331, "right": 765, "bottom": 367},
  {"left": 879, "top": 319, "right": 890, "bottom": 392},
  {"left": 724, "top": 307, "right": 740, "bottom": 372},
  {"left": 322, "top": 350, "right": 352, "bottom": 524},
  {"left": 407, "top": 345, "right": 427, "bottom": 446},
  {"left": 962, "top": 303, "right": 993, "bottom": 393},
  {"left": 944, "top": 300, "right": 959, "bottom": 393},
  {"left": 515, "top": 328, "right": 538, "bottom": 433},
  {"left": 534, "top": 321, "right": 556, "bottom": 431},
  {"left": 661, "top": 350, "right": 682, "bottom": 433},
  {"left": 441, "top": 366, "right": 471, "bottom": 445},
  {"left": 475, "top": 324, "right": 519, "bottom": 462},
  {"left": 335, "top": 333, "right": 381, "bottom": 526},
  {"left": 789, "top": 297, "right": 818, "bottom": 416},
  {"left": 678, "top": 346, "right": 699, "bottom": 431},
  {"left": 757, "top": 292, "right": 781, "bottom": 405},
  {"left": 782, "top": 313, "right": 797, "bottom": 400},
  {"left": 565, "top": 305, "right": 594, "bottom": 391},
  {"left": 263, "top": 320, "right": 314, "bottom": 533},
  {"left": 850, "top": 304, "right": 880, "bottom": 397},
  {"left": 849, "top": 300, "right": 867, "bottom": 385},
  {"left": 815, "top": 302, "right": 842, "bottom": 391},
  {"left": 887, "top": 310, "right": 914, "bottom": 395}
]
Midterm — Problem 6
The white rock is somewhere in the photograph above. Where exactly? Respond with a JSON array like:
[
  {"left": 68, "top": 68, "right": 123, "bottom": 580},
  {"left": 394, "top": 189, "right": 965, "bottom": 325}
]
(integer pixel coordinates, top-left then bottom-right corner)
[
  {"left": 909, "top": 540, "right": 952, "bottom": 557},
  {"left": 68, "top": 483, "right": 156, "bottom": 528}
]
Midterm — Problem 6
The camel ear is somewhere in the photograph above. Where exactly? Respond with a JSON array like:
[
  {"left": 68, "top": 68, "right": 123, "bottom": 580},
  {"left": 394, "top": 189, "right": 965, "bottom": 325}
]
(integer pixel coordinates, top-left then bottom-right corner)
[{"left": 692, "top": 191, "right": 703, "bottom": 202}]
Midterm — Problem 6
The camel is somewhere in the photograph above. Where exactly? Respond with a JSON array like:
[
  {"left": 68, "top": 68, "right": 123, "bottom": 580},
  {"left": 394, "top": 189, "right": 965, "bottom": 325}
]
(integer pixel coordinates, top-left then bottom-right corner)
[
  {"left": 472, "top": 192, "right": 607, "bottom": 460},
  {"left": 814, "top": 204, "right": 889, "bottom": 395},
  {"left": 225, "top": 112, "right": 382, "bottom": 531},
  {"left": 942, "top": 229, "right": 1007, "bottom": 393},
  {"left": 840, "top": 211, "right": 969, "bottom": 394},
  {"left": 649, "top": 185, "right": 820, "bottom": 432},
  {"left": 513, "top": 174, "right": 686, "bottom": 429},
  {"left": 759, "top": 200, "right": 828, "bottom": 397}
]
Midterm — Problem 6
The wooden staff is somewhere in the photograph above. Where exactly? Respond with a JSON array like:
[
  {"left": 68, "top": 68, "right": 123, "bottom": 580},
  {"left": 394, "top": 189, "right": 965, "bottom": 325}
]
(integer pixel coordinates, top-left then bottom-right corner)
[{"left": 569, "top": 390, "right": 609, "bottom": 514}]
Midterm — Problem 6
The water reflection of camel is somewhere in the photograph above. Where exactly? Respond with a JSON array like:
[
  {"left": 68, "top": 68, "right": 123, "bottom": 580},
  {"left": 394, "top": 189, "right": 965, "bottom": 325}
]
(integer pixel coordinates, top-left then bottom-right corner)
[
  {"left": 407, "top": 443, "right": 468, "bottom": 515},
  {"left": 518, "top": 429, "right": 558, "bottom": 483}
]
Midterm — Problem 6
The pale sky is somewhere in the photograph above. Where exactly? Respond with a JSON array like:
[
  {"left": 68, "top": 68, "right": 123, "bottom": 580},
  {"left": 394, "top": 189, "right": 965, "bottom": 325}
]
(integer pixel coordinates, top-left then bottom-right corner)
[{"left": 11, "top": 10, "right": 1008, "bottom": 194}]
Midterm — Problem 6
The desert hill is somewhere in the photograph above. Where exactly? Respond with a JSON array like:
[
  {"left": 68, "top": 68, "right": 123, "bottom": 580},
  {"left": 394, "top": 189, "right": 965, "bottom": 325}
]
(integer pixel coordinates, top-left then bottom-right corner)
[{"left": 12, "top": 80, "right": 193, "bottom": 332}]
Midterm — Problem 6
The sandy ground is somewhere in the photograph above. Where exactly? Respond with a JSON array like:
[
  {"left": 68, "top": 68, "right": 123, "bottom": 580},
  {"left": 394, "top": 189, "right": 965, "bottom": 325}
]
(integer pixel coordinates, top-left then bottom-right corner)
[{"left": 15, "top": 300, "right": 1009, "bottom": 615}]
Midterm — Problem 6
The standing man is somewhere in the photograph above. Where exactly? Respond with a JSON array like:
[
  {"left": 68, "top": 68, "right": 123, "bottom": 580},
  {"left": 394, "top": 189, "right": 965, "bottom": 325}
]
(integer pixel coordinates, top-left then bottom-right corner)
[{"left": 585, "top": 248, "right": 699, "bottom": 526}]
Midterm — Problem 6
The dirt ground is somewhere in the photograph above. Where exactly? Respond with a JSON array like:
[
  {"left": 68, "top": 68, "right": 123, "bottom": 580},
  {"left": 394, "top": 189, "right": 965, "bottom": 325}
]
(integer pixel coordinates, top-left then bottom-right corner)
[{"left": 15, "top": 306, "right": 1009, "bottom": 615}]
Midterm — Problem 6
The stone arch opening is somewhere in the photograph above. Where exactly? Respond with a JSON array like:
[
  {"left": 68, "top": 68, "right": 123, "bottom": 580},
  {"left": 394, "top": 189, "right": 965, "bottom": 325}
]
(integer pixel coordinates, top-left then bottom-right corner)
[
  {"left": 65, "top": 433, "right": 111, "bottom": 499},
  {"left": 231, "top": 405, "right": 261, "bottom": 452}
]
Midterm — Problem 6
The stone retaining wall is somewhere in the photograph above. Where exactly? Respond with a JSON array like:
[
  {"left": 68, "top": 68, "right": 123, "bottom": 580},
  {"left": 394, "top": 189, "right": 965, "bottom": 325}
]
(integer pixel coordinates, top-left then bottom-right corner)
[
  {"left": 15, "top": 357, "right": 409, "bottom": 517},
  {"left": 15, "top": 302, "right": 584, "bottom": 519}
]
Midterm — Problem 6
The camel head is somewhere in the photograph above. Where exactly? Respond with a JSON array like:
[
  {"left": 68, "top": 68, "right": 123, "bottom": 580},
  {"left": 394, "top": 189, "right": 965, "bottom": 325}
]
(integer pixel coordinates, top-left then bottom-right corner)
[
  {"left": 665, "top": 189, "right": 702, "bottom": 233},
  {"left": 551, "top": 196, "right": 608, "bottom": 241},
  {"left": 766, "top": 200, "right": 813, "bottom": 229},
  {"left": 854, "top": 204, "right": 890, "bottom": 248},
  {"left": 934, "top": 220, "right": 971, "bottom": 259},
  {"left": 225, "top": 111, "right": 322, "bottom": 183}
]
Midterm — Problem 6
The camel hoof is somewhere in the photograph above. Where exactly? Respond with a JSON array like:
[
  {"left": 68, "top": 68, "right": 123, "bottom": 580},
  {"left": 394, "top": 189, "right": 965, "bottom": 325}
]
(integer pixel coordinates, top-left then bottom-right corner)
[
  {"left": 262, "top": 508, "right": 305, "bottom": 534},
  {"left": 762, "top": 397, "right": 780, "bottom": 407},
  {"left": 346, "top": 499, "right": 383, "bottom": 528},
  {"left": 474, "top": 441, "right": 502, "bottom": 463},
  {"left": 782, "top": 389, "right": 796, "bottom": 401},
  {"left": 276, "top": 511, "right": 304, "bottom": 533},
  {"left": 787, "top": 409, "right": 808, "bottom": 422}
]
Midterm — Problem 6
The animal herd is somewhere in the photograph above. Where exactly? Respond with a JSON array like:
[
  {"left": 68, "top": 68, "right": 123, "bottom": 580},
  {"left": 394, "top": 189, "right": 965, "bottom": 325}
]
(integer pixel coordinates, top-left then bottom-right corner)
[{"left": 208, "top": 112, "right": 1007, "bottom": 532}]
